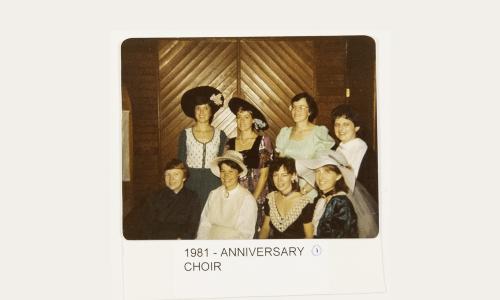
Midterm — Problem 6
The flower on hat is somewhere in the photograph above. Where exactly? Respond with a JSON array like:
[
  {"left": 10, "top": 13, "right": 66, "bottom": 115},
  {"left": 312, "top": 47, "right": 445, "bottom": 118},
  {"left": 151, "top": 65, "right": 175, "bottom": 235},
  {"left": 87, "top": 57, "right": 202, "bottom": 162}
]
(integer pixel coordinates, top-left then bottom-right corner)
[
  {"left": 253, "top": 118, "right": 267, "bottom": 129},
  {"left": 210, "top": 93, "right": 223, "bottom": 106}
]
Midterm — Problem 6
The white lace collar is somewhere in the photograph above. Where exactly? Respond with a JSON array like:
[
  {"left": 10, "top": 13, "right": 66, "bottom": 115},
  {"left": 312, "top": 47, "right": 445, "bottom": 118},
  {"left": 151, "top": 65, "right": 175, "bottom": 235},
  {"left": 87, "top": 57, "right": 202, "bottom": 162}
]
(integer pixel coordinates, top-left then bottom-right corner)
[{"left": 268, "top": 192, "right": 310, "bottom": 232}]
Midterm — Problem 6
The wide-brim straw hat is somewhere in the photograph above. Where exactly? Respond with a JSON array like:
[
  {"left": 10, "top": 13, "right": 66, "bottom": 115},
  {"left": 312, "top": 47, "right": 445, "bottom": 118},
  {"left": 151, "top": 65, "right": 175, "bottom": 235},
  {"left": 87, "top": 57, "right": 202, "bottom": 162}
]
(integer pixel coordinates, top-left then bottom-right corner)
[
  {"left": 180, "top": 86, "right": 224, "bottom": 118},
  {"left": 228, "top": 97, "right": 269, "bottom": 130},
  {"left": 209, "top": 150, "right": 248, "bottom": 178},
  {"left": 295, "top": 150, "right": 355, "bottom": 193}
]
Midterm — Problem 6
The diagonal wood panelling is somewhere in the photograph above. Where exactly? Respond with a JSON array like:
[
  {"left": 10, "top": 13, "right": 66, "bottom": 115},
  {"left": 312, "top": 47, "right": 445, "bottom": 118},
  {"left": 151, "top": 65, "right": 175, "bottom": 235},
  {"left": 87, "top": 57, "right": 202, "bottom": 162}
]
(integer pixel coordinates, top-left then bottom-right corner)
[
  {"left": 240, "top": 40, "right": 314, "bottom": 141},
  {"left": 158, "top": 40, "right": 238, "bottom": 165},
  {"left": 158, "top": 39, "right": 315, "bottom": 166},
  {"left": 125, "top": 37, "right": 377, "bottom": 227}
]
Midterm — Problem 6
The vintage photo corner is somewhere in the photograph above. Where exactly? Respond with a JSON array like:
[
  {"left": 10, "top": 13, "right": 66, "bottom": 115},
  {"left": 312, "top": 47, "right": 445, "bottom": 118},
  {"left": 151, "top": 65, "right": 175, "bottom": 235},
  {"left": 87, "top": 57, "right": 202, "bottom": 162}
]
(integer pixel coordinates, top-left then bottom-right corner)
[{"left": 121, "top": 36, "right": 378, "bottom": 240}]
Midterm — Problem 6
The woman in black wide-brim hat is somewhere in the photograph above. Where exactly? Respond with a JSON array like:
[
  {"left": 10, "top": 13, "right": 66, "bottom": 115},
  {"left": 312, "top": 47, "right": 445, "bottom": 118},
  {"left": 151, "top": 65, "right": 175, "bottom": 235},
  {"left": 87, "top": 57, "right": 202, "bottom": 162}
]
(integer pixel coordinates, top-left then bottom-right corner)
[
  {"left": 224, "top": 97, "right": 274, "bottom": 235},
  {"left": 178, "top": 86, "right": 227, "bottom": 211}
]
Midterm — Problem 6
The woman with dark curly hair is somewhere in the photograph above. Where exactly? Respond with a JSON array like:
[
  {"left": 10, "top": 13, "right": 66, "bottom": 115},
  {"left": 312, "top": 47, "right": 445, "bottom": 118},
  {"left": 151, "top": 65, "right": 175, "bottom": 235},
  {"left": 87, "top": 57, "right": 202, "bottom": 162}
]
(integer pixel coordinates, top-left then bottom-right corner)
[
  {"left": 259, "top": 157, "right": 315, "bottom": 239},
  {"left": 225, "top": 97, "right": 273, "bottom": 233},
  {"left": 330, "top": 104, "right": 378, "bottom": 202}
]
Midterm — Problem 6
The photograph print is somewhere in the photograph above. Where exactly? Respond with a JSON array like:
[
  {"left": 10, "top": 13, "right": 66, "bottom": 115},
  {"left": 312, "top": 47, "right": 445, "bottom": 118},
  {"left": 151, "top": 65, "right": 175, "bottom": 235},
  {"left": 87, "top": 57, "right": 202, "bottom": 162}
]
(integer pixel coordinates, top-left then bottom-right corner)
[{"left": 122, "top": 36, "right": 379, "bottom": 240}]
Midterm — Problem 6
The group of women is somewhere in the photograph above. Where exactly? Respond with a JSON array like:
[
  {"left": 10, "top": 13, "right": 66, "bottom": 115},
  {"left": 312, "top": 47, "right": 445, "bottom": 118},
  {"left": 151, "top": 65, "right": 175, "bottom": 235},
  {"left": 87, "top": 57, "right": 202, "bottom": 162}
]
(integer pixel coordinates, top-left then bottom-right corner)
[{"left": 125, "top": 85, "right": 378, "bottom": 240}]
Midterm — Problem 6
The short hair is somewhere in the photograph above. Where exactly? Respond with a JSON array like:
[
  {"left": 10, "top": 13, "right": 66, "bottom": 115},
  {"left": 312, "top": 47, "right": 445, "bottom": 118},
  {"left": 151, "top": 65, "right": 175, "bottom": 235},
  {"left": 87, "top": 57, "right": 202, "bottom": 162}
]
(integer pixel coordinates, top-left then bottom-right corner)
[
  {"left": 163, "top": 158, "right": 189, "bottom": 180},
  {"left": 236, "top": 107, "right": 258, "bottom": 132},
  {"left": 291, "top": 92, "right": 318, "bottom": 122},
  {"left": 315, "top": 165, "right": 350, "bottom": 194},
  {"left": 237, "top": 106, "right": 253, "bottom": 116},
  {"left": 330, "top": 104, "right": 361, "bottom": 127},
  {"left": 194, "top": 102, "right": 215, "bottom": 124},
  {"left": 218, "top": 159, "right": 243, "bottom": 174},
  {"left": 268, "top": 157, "right": 300, "bottom": 192}
]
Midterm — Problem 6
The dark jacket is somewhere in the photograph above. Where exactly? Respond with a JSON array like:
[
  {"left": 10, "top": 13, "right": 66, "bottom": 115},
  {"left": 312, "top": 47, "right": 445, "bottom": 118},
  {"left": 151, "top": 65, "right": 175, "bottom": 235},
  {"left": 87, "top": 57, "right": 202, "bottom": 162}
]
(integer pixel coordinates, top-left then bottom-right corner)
[
  {"left": 315, "top": 194, "right": 358, "bottom": 238},
  {"left": 124, "top": 187, "right": 201, "bottom": 240}
]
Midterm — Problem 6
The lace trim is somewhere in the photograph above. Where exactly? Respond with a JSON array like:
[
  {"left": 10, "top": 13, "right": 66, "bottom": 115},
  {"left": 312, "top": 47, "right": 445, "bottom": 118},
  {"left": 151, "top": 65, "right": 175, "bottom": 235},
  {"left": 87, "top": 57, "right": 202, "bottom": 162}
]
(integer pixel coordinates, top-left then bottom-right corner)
[{"left": 268, "top": 192, "right": 309, "bottom": 232}]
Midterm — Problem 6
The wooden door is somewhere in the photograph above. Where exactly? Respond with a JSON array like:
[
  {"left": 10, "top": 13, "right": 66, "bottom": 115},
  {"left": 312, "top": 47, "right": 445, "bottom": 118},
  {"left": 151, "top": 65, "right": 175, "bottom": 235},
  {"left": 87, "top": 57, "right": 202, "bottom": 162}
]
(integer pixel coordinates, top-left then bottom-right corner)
[
  {"left": 239, "top": 39, "right": 314, "bottom": 140},
  {"left": 123, "top": 36, "right": 376, "bottom": 214},
  {"left": 158, "top": 39, "right": 238, "bottom": 165},
  {"left": 157, "top": 38, "right": 316, "bottom": 167}
]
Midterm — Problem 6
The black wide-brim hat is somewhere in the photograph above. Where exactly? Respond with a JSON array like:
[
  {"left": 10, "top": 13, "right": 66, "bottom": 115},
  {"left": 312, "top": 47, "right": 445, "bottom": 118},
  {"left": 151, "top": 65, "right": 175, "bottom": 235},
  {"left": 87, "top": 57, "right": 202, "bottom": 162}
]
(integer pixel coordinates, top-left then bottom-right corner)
[
  {"left": 180, "top": 86, "right": 224, "bottom": 118},
  {"left": 228, "top": 97, "right": 269, "bottom": 130}
]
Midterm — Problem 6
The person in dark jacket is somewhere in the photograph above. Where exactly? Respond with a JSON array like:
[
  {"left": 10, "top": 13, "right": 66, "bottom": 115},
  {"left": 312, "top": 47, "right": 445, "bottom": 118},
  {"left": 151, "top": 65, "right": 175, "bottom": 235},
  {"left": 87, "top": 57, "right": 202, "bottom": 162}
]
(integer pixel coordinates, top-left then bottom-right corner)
[
  {"left": 124, "top": 159, "right": 201, "bottom": 240},
  {"left": 296, "top": 150, "right": 358, "bottom": 238}
]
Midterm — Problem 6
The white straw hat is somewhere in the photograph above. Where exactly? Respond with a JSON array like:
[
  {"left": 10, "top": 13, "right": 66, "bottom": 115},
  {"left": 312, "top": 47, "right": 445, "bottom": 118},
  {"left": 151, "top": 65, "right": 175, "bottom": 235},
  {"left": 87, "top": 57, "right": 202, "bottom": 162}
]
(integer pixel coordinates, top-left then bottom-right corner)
[
  {"left": 209, "top": 150, "right": 248, "bottom": 178},
  {"left": 296, "top": 150, "right": 355, "bottom": 192}
]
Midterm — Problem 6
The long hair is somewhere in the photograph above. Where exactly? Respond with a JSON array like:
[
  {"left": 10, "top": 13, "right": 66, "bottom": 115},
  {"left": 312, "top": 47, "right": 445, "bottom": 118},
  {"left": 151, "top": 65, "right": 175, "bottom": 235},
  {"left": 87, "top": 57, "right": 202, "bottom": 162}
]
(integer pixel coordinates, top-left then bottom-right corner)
[{"left": 315, "top": 164, "right": 349, "bottom": 195}]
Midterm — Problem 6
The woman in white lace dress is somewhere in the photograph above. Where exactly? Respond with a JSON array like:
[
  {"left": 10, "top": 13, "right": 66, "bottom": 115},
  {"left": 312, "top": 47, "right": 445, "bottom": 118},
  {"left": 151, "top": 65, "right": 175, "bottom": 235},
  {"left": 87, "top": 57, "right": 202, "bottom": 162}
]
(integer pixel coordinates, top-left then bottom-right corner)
[{"left": 178, "top": 86, "right": 227, "bottom": 211}]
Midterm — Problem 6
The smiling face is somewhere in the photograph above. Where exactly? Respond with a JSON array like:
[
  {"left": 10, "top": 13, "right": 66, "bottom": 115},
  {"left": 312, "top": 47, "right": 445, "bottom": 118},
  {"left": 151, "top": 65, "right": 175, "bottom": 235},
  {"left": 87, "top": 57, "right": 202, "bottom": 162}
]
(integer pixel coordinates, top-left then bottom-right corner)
[
  {"left": 334, "top": 116, "right": 359, "bottom": 143},
  {"left": 236, "top": 110, "right": 254, "bottom": 132},
  {"left": 272, "top": 166, "right": 295, "bottom": 195},
  {"left": 164, "top": 168, "right": 186, "bottom": 193},
  {"left": 290, "top": 98, "right": 310, "bottom": 123},
  {"left": 194, "top": 104, "right": 212, "bottom": 123},
  {"left": 314, "top": 165, "right": 342, "bottom": 194},
  {"left": 219, "top": 163, "right": 240, "bottom": 191}
]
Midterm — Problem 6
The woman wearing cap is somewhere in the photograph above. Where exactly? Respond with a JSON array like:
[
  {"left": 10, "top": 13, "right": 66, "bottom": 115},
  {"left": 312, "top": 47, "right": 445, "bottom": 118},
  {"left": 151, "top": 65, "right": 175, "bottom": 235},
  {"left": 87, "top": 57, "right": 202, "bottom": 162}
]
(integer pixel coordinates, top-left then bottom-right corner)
[
  {"left": 225, "top": 97, "right": 273, "bottom": 232},
  {"left": 275, "top": 92, "right": 335, "bottom": 200},
  {"left": 259, "top": 157, "right": 315, "bottom": 239},
  {"left": 178, "top": 86, "right": 227, "bottom": 210},
  {"left": 297, "top": 151, "right": 358, "bottom": 238},
  {"left": 297, "top": 150, "right": 378, "bottom": 238},
  {"left": 124, "top": 159, "right": 201, "bottom": 240},
  {"left": 331, "top": 104, "right": 378, "bottom": 202},
  {"left": 196, "top": 150, "right": 258, "bottom": 240}
]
